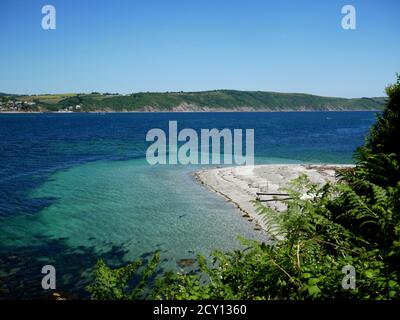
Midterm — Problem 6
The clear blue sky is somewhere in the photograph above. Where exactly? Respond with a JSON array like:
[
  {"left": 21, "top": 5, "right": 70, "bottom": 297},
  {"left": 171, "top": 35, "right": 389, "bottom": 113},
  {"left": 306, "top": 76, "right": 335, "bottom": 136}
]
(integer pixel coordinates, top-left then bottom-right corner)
[{"left": 0, "top": 0, "right": 399, "bottom": 97}]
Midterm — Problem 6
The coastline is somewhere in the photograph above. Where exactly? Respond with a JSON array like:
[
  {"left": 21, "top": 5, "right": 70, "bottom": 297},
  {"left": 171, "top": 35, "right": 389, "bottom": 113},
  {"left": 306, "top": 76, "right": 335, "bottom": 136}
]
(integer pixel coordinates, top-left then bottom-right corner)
[
  {"left": 194, "top": 164, "right": 354, "bottom": 240},
  {"left": 0, "top": 109, "right": 381, "bottom": 114}
]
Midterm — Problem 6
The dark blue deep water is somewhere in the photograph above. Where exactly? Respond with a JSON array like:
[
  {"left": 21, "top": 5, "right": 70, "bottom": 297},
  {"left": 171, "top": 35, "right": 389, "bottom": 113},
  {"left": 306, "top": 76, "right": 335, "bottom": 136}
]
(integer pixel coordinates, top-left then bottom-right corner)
[{"left": 0, "top": 112, "right": 377, "bottom": 299}]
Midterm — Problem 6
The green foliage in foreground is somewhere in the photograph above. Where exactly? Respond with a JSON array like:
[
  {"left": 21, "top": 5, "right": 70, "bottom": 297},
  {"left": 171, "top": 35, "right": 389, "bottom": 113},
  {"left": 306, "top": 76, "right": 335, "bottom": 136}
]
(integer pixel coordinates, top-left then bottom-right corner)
[
  {"left": 87, "top": 75, "right": 400, "bottom": 300},
  {"left": 87, "top": 252, "right": 160, "bottom": 300},
  {"left": 153, "top": 174, "right": 400, "bottom": 300}
]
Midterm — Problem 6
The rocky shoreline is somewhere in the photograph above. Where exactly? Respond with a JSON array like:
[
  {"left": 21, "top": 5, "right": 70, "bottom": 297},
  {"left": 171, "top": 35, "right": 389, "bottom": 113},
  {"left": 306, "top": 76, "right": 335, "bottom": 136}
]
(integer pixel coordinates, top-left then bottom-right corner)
[{"left": 195, "top": 164, "right": 354, "bottom": 240}]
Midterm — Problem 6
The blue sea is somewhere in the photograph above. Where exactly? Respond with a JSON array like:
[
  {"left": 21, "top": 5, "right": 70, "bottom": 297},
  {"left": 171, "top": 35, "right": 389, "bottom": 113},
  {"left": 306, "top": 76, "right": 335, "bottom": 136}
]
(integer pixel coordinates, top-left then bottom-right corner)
[{"left": 0, "top": 112, "right": 377, "bottom": 299}]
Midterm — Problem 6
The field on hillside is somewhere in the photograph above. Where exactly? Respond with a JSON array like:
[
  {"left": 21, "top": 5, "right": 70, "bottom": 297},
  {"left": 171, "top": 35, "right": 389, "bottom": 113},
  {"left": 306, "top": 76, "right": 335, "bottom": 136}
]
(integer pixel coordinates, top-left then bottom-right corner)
[{"left": 1, "top": 91, "right": 387, "bottom": 112}]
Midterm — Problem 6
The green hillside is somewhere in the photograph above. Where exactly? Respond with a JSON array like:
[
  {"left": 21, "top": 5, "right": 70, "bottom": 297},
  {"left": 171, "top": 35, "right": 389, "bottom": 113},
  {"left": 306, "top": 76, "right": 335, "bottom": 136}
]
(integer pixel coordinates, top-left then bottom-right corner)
[{"left": 1, "top": 90, "right": 387, "bottom": 112}]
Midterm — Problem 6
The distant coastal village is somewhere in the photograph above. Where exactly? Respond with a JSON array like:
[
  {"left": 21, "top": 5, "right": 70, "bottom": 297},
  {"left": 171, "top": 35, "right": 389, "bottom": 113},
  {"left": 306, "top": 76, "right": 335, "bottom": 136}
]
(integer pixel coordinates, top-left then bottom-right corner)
[
  {"left": 0, "top": 99, "right": 83, "bottom": 113},
  {"left": 0, "top": 99, "right": 37, "bottom": 112},
  {"left": 0, "top": 91, "right": 387, "bottom": 113},
  {"left": 0, "top": 93, "right": 116, "bottom": 113}
]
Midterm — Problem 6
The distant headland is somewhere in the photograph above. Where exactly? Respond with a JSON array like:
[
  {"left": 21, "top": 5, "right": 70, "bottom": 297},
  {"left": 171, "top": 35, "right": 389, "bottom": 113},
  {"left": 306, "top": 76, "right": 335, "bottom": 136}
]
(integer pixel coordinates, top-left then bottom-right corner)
[{"left": 0, "top": 90, "right": 387, "bottom": 113}]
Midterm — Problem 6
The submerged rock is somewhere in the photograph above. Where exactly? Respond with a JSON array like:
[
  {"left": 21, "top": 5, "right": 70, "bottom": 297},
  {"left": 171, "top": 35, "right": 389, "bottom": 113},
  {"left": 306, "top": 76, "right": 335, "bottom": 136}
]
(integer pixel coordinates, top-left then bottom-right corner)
[{"left": 177, "top": 258, "right": 195, "bottom": 268}]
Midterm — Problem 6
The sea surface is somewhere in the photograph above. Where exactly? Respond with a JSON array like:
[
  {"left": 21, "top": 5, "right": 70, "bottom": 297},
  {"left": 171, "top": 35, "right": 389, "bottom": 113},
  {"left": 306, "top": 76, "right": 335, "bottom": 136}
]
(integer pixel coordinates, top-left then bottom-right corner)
[{"left": 0, "top": 112, "right": 377, "bottom": 298}]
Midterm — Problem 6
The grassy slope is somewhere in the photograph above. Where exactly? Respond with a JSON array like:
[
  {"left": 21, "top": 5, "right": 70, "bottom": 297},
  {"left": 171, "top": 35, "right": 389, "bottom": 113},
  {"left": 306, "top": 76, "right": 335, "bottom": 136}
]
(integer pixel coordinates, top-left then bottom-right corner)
[{"left": 4, "top": 90, "right": 387, "bottom": 111}]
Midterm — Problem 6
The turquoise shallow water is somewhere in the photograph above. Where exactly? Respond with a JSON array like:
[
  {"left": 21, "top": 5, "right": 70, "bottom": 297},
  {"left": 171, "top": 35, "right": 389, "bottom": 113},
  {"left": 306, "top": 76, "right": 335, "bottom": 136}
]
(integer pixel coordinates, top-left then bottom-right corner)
[
  {"left": 0, "top": 159, "right": 268, "bottom": 298},
  {"left": 2, "top": 159, "right": 266, "bottom": 262},
  {"left": 0, "top": 112, "right": 377, "bottom": 298}
]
